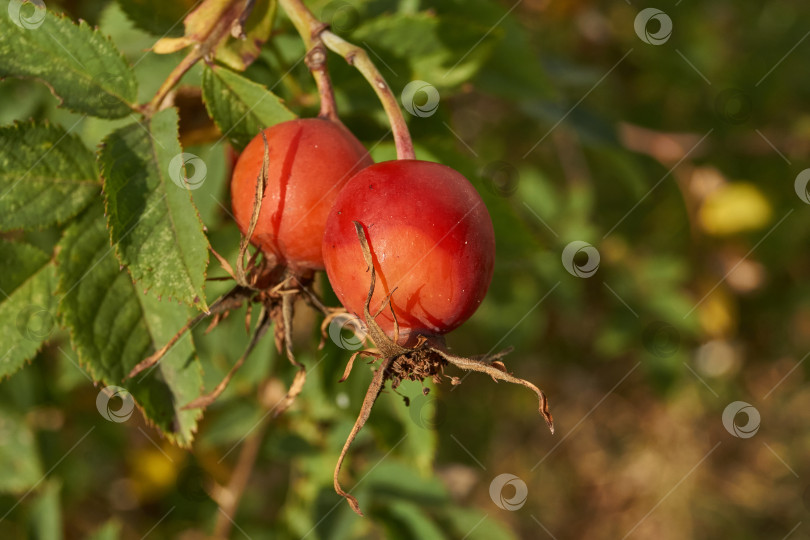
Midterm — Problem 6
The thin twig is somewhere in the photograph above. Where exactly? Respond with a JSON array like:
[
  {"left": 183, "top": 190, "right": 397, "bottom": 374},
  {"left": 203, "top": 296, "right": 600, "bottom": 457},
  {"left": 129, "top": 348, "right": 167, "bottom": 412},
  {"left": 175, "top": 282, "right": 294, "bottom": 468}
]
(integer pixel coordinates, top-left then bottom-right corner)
[
  {"left": 212, "top": 403, "right": 269, "bottom": 538},
  {"left": 143, "top": 46, "right": 205, "bottom": 115}
]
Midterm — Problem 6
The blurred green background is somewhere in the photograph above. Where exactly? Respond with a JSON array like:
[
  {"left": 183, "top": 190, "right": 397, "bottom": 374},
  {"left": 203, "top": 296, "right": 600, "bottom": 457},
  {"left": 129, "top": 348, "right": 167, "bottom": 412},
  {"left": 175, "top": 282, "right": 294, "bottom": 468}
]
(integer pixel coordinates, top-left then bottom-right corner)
[{"left": 2, "top": 0, "right": 809, "bottom": 538}]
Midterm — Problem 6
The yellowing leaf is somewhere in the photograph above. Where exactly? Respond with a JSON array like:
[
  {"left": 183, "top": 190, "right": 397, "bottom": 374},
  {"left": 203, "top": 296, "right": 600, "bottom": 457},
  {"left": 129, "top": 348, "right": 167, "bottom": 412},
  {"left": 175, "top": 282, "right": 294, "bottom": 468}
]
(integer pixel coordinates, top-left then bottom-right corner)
[
  {"left": 152, "top": 37, "right": 194, "bottom": 54},
  {"left": 152, "top": 0, "right": 247, "bottom": 55},
  {"left": 699, "top": 183, "right": 772, "bottom": 236},
  {"left": 184, "top": 0, "right": 242, "bottom": 39},
  {"left": 216, "top": 0, "right": 277, "bottom": 71}
]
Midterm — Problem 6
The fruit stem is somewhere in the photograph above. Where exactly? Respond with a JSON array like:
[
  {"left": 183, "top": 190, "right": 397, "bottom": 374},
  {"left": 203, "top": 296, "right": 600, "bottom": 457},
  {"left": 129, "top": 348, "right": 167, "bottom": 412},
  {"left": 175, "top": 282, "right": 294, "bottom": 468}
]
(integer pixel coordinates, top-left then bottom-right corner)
[
  {"left": 309, "top": 47, "right": 340, "bottom": 122},
  {"left": 280, "top": 0, "right": 340, "bottom": 121},
  {"left": 319, "top": 32, "right": 415, "bottom": 159},
  {"left": 143, "top": 46, "right": 206, "bottom": 116},
  {"left": 278, "top": 0, "right": 416, "bottom": 159}
]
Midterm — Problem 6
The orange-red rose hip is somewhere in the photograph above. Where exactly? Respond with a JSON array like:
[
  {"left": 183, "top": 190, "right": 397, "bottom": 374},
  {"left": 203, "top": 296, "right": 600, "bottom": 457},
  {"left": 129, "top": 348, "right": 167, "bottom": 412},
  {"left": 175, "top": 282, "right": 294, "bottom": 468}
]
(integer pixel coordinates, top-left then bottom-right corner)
[
  {"left": 322, "top": 160, "right": 495, "bottom": 344},
  {"left": 231, "top": 118, "right": 373, "bottom": 271}
]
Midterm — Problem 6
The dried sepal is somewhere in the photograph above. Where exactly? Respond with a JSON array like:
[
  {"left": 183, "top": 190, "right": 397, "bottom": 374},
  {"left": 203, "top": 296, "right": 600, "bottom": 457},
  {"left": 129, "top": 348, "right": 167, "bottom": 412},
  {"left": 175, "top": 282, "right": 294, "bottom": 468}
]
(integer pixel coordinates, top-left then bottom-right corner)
[
  {"left": 280, "top": 288, "right": 301, "bottom": 368},
  {"left": 435, "top": 349, "right": 554, "bottom": 434},
  {"left": 270, "top": 367, "right": 307, "bottom": 420},
  {"left": 339, "top": 349, "right": 381, "bottom": 383},
  {"left": 210, "top": 244, "right": 237, "bottom": 280},
  {"left": 352, "top": 221, "right": 408, "bottom": 358},
  {"left": 236, "top": 131, "right": 269, "bottom": 288},
  {"left": 183, "top": 307, "right": 272, "bottom": 410},
  {"left": 333, "top": 356, "right": 393, "bottom": 516}
]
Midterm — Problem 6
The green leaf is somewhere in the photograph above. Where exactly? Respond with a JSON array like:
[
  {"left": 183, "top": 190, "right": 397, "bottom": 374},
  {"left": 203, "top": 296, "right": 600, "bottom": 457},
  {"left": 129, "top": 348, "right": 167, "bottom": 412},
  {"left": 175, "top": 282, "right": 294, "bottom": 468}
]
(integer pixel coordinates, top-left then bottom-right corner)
[
  {"left": 28, "top": 480, "right": 62, "bottom": 540},
  {"left": 365, "top": 461, "right": 448, "bottom": 506},
  {"left": 0, "top": 121, "right": 100, "bottom": 231},
  {"left": 352, "top": 12, "right": 497, "bottom": 87},
  {"left": 201, "top": 64, "right": 296, "bottom": 150},
  {"left": 474, "top": 17, "right": 555, "bottom": 102},
  {"left": 57, "top": 203, "right": 203, "bottom": 446},
  {"left": 99, "top": 107, "right": 209, "bottom": 310},
  {"left": 0, "top": 240, "right": 57, "bottom": 379},
  {"left": 85, "top": 519, "right": 122, "bottom": 540},
  {"left": 391, "top": 381, "right": 438, "bottom": 476},
  {"left": 0, "top": 9, "right": 138, "bottom": 118},
  {"left": 117, "top": 0, "right": 195, "bottom": 38},
  {"left": 216, "top": 0, "right": 277, "bottom": 71},
  {"left": 380, "top": 500, "right": 445, "bottom": 540},
  {"left": 0, "top": 408, "right": 44, "bottom": 493},
  {"left": 442, "top": 507, "right": 519, "bottom": 540},
  {"left": 0, "top": 239, "right": 50, "bottom": 293}
]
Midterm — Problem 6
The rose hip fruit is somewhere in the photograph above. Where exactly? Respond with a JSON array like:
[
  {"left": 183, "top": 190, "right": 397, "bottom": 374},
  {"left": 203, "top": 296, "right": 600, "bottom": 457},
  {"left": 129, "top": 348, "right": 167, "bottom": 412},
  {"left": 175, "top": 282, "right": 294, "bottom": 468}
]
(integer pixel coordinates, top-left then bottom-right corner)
[
  {"left": 322, "top": 160, "right": 495, "bottom": 344},
  {"left": 231, "top": 118, "right": 373, "bottom": 271}
]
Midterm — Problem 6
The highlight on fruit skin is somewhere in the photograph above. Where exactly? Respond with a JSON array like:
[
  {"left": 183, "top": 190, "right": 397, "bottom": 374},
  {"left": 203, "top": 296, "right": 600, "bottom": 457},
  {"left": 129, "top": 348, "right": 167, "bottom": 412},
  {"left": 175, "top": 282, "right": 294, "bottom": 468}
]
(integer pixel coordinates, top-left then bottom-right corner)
[
  {"left": 322, "top": 159, "right": 496, "bottom": 346},
  {"left": 230, "top": 117, "right": 374, "bottom": 272}
]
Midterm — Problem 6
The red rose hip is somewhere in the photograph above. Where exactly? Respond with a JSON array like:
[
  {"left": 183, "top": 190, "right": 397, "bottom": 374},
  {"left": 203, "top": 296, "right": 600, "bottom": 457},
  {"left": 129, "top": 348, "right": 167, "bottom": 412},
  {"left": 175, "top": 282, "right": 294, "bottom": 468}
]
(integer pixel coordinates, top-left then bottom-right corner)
[
  {"left": 231, "top": 118, "right": 373, "bottom": 271},
  {"left": 322, "top": 160, "right": 495, "bottom": 344}
]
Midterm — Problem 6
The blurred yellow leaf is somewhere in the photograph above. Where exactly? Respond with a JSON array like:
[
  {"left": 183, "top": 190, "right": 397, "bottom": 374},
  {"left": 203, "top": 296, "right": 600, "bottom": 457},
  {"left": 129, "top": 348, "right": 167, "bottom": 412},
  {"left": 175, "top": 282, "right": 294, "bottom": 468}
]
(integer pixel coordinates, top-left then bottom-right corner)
[
  {"left": 601, "top": 236, "right": 630, "bottom": 265},
  {"left": 698, "top": 286, "right": 736, "bottom": 338},
  {"left": 699, "top": 183, "right": 772, "bottom": 235},
  {"left": 129, "top": 445, "right": 186, "bottom": 501}
]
